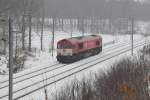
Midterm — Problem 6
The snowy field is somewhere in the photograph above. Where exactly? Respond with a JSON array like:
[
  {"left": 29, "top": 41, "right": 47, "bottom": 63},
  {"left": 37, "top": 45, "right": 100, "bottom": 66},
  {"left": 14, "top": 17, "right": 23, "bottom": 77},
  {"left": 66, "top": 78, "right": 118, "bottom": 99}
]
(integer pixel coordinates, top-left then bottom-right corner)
[
  {"left": 0, "top": 30, "right": 147, "bottom": 100},
  {"left": 0, "top": 31, "right": 144, "bottom": 75},
  {"left": 17, "top": 37, "right": 148, "bottom": 100},
  {"left": 2, "top": 36, "right": 147, "bottom": 100}
]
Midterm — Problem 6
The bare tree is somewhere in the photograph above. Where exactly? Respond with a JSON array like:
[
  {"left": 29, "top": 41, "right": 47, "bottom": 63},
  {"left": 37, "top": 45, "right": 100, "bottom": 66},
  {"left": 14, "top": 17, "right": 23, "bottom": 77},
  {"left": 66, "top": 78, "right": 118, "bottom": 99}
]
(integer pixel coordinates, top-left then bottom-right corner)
[
  {"left": 40, "top": 0, "right": 45, "bottom": 51},
  {"left": 1, "top": 19, "right": 7, "bottom": 54},
  {"left": 21, "top": 15, "right": 26, "bottom": 50},
  {"left": 70, "top": 17, "right": 73, "bottom": 37},
  {"left": 28, "top": 14, "right": 32, "bottom": 51},
  {"left": 51, "top": 16, "right": 55, "bottom": 56}
]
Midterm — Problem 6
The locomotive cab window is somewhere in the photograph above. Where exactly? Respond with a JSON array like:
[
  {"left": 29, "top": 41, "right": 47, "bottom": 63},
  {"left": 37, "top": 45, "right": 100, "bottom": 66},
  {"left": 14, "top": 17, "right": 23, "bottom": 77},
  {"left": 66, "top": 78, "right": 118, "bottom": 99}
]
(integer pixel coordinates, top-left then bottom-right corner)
[
  {"left": 96, "top": 41, "right": 100, "bottom": 45},
  {"left": 57, "top": 44, "right": 72, "bottom": 49},
  {"left": 78, "top": 43, "right": 83, "bottom": 49}
]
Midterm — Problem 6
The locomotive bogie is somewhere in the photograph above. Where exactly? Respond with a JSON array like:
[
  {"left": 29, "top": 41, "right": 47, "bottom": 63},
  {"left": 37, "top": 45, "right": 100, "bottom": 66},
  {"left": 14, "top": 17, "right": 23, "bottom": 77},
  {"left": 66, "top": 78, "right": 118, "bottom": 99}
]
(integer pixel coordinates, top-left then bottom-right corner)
[{"left": 57, "top": 47, "right": 102, "bottom": 63}]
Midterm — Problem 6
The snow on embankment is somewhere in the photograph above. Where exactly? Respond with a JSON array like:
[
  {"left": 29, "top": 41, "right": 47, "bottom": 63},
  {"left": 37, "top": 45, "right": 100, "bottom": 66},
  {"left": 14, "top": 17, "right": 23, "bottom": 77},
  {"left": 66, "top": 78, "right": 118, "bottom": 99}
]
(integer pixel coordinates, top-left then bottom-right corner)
[
  {"left": 0, "top": 56, "right": 8, "bottom": 74},
  {"left": 0, "top": 30, "right": 143, "bottom": 75}
]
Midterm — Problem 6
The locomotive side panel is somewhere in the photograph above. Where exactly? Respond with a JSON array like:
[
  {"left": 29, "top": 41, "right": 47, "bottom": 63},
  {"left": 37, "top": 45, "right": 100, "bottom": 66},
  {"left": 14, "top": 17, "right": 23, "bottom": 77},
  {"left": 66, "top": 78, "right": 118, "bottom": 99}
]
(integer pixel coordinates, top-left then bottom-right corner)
[{"left": 75, "top": 38, "right": 101, "bottom": 54}]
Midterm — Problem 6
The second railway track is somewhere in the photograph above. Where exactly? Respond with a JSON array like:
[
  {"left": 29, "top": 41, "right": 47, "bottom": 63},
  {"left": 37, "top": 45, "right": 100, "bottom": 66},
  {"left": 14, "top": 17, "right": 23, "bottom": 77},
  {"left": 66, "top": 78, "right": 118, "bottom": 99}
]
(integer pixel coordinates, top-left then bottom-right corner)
[
  {"left": 0, "top": 39, "right": 140, "bottom": 89},
  {"left": 0, "top": 39, "right": 140, "bottom": 85},
  {"left": 0, "top": 39, "right": 148, "bottom": 100}
]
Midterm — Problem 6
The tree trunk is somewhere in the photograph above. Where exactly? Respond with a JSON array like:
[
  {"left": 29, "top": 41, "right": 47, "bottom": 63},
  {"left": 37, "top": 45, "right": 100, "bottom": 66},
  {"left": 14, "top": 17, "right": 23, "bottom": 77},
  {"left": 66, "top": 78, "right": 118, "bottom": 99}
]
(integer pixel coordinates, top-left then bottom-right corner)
[
  {"left": 28, "top": 15, "right": 32, "bottom": 51},
  {"left": 51, "top": 17, "right": 55, "bottom": 56},
  {"left": 41, "top": 14, "right": 44, "bottom": 51},
  {"left": 90, "top": 17, "right": 93, "bottom": 33},
  {"left": 36, "top": 18, "right": 40, "bottom": 33},
  {"left": 22, "top": 15, "right": 25, "bottom": 50},
  {"left": 81, "top": 17, "right": 84, "bottom": 36},
  {"left": 70, "top": 17, "right": 73, "bottom": 37},
  {"left": 62, "top": 18, "right": 64, "bottom": 31},
  {"left": 2, "top": 24, "right": 7, "bottom": 54},
  {"left": 15, "top": 32, "right": 18, "bottom": 58},
  {"left": 77, "top": 18, "right": 80, "bottom": 32}
]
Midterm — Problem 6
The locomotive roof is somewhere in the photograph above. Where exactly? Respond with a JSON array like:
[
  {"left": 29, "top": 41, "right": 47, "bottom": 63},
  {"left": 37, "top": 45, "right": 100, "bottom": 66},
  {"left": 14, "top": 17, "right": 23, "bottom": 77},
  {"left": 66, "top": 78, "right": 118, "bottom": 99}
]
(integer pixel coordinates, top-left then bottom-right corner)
[{"left": 67, "top": 35, "right": 101, "bottom": 43}]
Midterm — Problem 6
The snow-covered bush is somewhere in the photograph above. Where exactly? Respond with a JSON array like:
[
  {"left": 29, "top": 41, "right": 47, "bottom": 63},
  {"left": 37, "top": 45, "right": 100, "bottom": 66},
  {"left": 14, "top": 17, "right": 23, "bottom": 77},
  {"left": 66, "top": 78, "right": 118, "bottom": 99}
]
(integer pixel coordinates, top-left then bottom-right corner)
[
  {"left": 0, "top": 56, "right": 8, "bottom": 74},
  {"left": 140, "top": 45, "right": 150, "bottom": 61},
  {"left": 49, "top": 58, "right": 150, "bottom": 100},
  {"left": 12, "top": 55, "right": 26, "bottom": 73},
  {"left": 95, "top": 58, "right": 150, "bottom": 100}
]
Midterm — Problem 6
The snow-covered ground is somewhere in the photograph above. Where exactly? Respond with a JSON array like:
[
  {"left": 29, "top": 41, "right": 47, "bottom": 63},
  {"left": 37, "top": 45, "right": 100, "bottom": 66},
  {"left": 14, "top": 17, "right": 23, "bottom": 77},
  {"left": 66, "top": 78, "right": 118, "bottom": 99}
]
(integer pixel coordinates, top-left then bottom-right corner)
[
  {"left": 1, "top": 37, "right": 147, "bottom": 100},
  {"left": 0, "top": 31, "right": 143, "bottom": 75},
  {"left": 0, "top": 30, "right": 147, "bottom": 100},
  {"left": 0, "top": 56, "right": 8, "bottom": 74}
]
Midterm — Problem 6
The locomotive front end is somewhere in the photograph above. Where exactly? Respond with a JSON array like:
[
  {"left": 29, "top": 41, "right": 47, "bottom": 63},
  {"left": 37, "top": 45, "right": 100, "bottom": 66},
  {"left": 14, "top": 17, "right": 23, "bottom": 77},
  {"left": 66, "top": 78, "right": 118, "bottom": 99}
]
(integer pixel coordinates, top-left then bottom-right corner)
[{"left": 57, "top": 39, "right": 74, "bottom": 63}]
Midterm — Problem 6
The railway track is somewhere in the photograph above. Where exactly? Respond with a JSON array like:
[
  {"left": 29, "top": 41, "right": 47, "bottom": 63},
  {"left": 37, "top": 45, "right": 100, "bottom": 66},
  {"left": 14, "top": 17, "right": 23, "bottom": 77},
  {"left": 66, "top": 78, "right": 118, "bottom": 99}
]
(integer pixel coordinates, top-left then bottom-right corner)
[
  {"left": 0, "top": 39, "right": 139, "bottom": 88},
  {"left": 0, "top": 39, "right": 148, "bottom": 100},
  {"left": 13, "top": 40, "right": 148, "bottom": 100},
  {"left": 0, "top": 40, "right": 116, "bottom": 84},
  {"left": 0, "top": 40, "right": 133, "bottom": 84}
]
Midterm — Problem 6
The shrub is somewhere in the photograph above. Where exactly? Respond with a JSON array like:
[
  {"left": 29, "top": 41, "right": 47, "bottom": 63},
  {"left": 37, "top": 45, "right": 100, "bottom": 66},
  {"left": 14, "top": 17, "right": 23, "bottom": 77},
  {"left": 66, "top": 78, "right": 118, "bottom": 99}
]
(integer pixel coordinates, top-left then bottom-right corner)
[
  {"left": 51, "top": 57, "right": 150, "bottom": 100},
  {"left": 95, "top": 58, "right": 150, "bottom": 100}
]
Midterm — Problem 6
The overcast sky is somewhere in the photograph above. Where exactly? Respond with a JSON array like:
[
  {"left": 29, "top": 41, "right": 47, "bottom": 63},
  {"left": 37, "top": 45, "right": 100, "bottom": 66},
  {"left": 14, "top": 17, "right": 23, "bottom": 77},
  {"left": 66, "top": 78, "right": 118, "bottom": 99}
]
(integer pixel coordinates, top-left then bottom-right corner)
[{"left": 43, "top": 0, "right": 149, "bottom": 20}]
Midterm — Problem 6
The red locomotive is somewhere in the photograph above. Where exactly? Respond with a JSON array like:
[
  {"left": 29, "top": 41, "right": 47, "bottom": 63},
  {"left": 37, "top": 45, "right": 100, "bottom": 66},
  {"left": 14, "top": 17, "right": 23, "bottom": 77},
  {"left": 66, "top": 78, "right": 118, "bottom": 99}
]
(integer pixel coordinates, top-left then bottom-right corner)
[{"left": 57, "top": 35, "right": 102, "bottom": 63}]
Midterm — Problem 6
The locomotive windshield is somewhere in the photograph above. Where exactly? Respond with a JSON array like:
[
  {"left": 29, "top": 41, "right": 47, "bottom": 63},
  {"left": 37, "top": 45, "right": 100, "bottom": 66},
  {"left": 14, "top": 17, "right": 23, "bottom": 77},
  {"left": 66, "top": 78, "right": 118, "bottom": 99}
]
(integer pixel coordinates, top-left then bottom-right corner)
[{"left": 57, "top": 44, "right": 73, "bottom": 49}]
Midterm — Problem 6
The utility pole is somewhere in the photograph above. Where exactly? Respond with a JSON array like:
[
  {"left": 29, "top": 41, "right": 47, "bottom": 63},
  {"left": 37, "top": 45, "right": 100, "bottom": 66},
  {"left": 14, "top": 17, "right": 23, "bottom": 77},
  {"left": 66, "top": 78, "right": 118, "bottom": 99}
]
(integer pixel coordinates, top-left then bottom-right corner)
[
  {"left": 9, "top": 17, "right": 13, "bottom": 100},
  {"left": 41, "top": 6, "right": 45, "bottom": 51},
  {"left": 41, "top": 15, "right": 44, "bottom": 51},
  {"left": 131, "top": 17, "right": 134, "bottom": 56}
]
